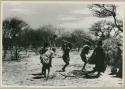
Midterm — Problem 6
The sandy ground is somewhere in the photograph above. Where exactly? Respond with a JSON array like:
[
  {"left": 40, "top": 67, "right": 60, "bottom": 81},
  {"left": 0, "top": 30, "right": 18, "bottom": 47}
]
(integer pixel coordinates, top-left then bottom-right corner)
[{"left": 2, "top": 49, "right": 123, "bottom": 87}]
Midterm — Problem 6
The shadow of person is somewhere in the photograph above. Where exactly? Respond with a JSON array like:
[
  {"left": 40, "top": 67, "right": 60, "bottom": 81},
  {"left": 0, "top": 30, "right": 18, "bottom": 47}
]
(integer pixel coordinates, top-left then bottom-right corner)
[
  {"left": 62, "top": 70, "right": 100, "bottom": 79},
  {"left": 58, "top": 70, "right": 91, "bottom": 78},
  {"left": 83, "top": 73, "right": 101, "bottom": 79},
  {"left": 71, "top": 70, "right": 94, "bottom": 76},
  {"left": 70, "top": 70, "right": 87, "bottom": 76},
  {"left": 112, "top": 75, "right": 122, "bottom": 79},
  {"left": 32, "top": 75, "right": 45, "bottom": 79},
  {"left": 31, "top": 72, "right": 42, "bottom": 75}
]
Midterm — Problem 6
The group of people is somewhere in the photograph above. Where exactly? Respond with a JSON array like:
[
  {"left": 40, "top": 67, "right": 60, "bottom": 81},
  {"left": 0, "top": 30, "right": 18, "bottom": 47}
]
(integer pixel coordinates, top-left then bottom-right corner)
[
  {"left": 39, "top": 40, "right": 122, "bottom": 78},
  {"left": 39, "top": 40, "right": 72, "bottom": 78}
]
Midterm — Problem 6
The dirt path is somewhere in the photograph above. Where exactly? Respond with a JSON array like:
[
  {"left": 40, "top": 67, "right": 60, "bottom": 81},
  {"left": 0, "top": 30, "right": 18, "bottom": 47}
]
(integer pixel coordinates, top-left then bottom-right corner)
[{"left": 2, "top": 50, "right": 123, "bottom": 87}]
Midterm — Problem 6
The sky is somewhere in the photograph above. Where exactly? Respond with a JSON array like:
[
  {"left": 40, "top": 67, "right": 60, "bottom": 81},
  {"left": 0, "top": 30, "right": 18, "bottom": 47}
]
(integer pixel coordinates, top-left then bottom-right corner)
[{"left": 2, "top": 1, "right": 124, "bottom": 32}]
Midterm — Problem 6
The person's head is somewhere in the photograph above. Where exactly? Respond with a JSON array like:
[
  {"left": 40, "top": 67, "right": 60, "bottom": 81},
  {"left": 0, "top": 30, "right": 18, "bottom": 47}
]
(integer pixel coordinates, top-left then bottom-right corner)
[
  {"left": 52, "top": 48, "right": 56, "bottom": 52},
  {"left": 97, "top": 40, "right": 102, "bottom": 47},
  {"left": 84, "top": 45, "right": 90, "bottom": 54},
  {"left": 85, "top": 42, "right": 91, "bottom": 46}
]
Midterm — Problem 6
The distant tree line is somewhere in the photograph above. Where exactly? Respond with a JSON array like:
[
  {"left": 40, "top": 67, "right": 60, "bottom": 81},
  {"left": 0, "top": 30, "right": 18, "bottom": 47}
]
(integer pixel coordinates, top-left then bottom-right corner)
[
  {"left": 3, "top": 17, "right": 94, "bottom": 50},
  {"left": 2, "top": 17, "right": 95, "bottom": 60}
]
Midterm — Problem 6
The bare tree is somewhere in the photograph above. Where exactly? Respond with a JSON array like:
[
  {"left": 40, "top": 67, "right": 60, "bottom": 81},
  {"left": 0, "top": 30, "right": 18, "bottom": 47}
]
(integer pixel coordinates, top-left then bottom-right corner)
[{"left": 89, "top": 4, "right": 123, "bottom": 32}]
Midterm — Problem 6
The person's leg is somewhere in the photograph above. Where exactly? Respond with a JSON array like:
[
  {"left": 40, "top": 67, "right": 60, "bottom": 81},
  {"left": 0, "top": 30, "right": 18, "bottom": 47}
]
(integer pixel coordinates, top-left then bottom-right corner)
[
  {"left": 82, "top": 62, "right": 87, "bottom": 71},
  {"left": 62, "top": 61, "right": 69, "bottom": 71},
  {"left": 96, "top": 71, "right": 101, "bottom": 77},
  {"left": 47, "top": 67, "right": 50, "bottom": 78},
  {"left": 41, "top": 65, "right": 44, "bottom": 75},
  {"left": 61, "top": 55, "right": 69, "bottom": 71},
  {"left": 110, "top": 66, "right": 117, "bottom": 75},
  {"left": 44, "top": 68, "right": 46, "bottom": 77},
  {"left": 42, "top": 65, "right": 46, "bottom": 77},
  {"left": 49, "top": 58, "right": 52, "bottom": 67}
]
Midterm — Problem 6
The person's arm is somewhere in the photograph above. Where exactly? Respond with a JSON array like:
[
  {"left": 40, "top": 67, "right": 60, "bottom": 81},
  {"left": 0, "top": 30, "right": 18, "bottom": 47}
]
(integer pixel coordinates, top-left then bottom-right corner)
[
  {"left": 39, "top": 48, "right": 43, "bottom": 54},
  {"left": 90, "top": 48, "right": 96, "bottom": 59},
  {"left": 49, "top": 51, "right": 55, "bottom": 58},
  {"left": 82, "top": 54, "right": 87, "bottom": 62},
  {"left": 93, "top": 48, "right": 96, "bottom": 55}
]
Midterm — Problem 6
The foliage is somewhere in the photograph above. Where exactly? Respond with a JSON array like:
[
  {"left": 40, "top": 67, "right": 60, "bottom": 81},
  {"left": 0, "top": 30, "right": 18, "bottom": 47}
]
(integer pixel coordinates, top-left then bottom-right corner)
[
  {"left": 89, "top": 4, "right": 123, "bottom": 71},
  {"left": 3, "top": 17, "right": 28, "bottom": 49},
  {"left": 90, "top": 20, "right": 116, "bottom": 40},
  {"left": 89, "top": 4, "right": 123, "bottom": 32}
]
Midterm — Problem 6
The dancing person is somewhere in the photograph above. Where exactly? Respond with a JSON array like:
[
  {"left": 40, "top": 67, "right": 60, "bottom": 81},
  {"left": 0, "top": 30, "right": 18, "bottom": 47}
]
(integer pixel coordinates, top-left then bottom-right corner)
[
  {"left": 60, "top": 40, "right": 72, "bottom": 72},
  {"left": 80, "top": 45, "right": 90, "bottom": 71},
  {"left": 87, "top": 41, "right": 106, "bottom": 77}
]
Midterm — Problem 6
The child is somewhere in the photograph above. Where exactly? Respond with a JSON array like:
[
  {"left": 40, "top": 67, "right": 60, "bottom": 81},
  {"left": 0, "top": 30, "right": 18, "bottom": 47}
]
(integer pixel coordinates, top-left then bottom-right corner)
[
  {"left": 80, "top": 45, "right": 90, "bottom": 71},
  {"left": 40, "top": 48, "right": 56, "bottom": 78}
]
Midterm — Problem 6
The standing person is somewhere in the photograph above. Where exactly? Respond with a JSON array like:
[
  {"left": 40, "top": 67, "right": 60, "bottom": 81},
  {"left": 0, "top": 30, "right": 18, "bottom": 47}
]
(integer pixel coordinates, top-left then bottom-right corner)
[
  {"left": 80, "top": 45, "right": 90, "bottom": 71},
  {"left": 40, "top": 48, "right": 56, "bottom": 78},
  {"left": 39, "top": 42, "right": 49, "bottom": 75},
  {"left": 87, "top": 41, "right": 106, "bottom": 77},
  {"left": 61, "top": 40, "right": 72, "bottom": 72},
  {"left": 116, "top": 43, "right": 122, "bottom": 78}
]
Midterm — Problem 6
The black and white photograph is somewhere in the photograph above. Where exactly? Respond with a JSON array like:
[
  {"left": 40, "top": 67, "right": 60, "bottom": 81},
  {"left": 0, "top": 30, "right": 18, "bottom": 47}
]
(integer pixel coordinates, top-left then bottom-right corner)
[{"left": 1, "top": 1, "right": 124, "bottom": 87}]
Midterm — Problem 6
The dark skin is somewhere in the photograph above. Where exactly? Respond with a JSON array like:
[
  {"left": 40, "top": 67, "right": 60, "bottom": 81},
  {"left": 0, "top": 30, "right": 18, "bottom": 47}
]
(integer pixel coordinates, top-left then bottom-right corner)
[
  {"left": 61, "top": 43, "right": 71, "bottom": 71},
  {"left": 86, "top": 42, "right": 105, "bottom": 77},
  {"left": 80, "top": 48, "right": 90, "bottom": 71},
  {"left": 39, "top": 46, "right": 48, "bottom": 76}
]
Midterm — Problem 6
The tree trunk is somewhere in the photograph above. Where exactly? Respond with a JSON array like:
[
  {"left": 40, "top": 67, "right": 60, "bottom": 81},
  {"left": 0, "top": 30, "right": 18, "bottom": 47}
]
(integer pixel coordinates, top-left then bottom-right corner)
[{"left": 113, "top": 16, "right": 123, "bottom": 32}]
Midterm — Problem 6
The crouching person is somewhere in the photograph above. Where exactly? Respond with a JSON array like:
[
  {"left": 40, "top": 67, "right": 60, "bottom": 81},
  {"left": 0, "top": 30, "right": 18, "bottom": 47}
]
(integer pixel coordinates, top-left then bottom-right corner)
[{"left": 40, "top": 48, "right": 56, "bottom": 78}]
